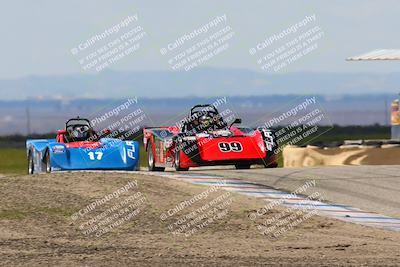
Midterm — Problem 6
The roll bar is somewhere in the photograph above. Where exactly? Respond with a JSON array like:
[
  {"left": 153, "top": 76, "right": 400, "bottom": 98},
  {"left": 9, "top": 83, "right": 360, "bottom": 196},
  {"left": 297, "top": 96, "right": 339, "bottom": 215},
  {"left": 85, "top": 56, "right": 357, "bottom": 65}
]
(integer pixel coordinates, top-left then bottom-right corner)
[
  {"left": 190, "top": 104, "right": 219, "bottom": 116},
  {"left": 65, "top": 117, "right": 92, "bottom": 129}
]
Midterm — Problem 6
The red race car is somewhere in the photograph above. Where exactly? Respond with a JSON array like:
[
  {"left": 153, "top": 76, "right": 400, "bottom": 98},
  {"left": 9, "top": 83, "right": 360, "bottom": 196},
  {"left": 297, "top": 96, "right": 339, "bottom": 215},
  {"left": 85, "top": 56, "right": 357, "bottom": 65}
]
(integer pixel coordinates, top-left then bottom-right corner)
[{"left": 143, "top": 104, "right": 278, "bottom": 171}]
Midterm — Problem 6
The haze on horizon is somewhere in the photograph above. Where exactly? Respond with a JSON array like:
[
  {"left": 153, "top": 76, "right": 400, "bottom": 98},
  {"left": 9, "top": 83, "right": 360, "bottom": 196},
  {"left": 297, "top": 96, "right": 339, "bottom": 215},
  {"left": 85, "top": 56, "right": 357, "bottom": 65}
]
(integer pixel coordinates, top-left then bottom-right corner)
[
  {"left": 1, "top": 1, "right": 400, "bottom": 78},
  {"left": 1, "top": 0, "right": 400, "bottom": 100}
]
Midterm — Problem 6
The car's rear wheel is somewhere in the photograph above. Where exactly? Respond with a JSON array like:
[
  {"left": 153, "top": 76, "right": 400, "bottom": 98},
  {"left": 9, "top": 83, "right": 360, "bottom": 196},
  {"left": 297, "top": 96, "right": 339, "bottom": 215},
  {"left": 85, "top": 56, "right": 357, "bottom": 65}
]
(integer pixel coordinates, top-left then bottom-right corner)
[
  {"left": 261, "top": 129, "right": 278, "bottom": 168},
  {"left": 28, "top": 151, "right": 34, "bottom": 175},
  {"left": 147, "top": 146, "right": 165, "bottom": 172},
  {"left": 262, "top": 152, "right": 278, "bottom": 168},
  {"left": 175, "top": 150, "right": 189, "bottom": 171},
  {"left": 263, "top": 161, "right": 278, "bottom": 168},
  {"left": 44, "top": 150, "right": 51, "bottom": 173},
  {"left": 235, "top": 163, "right": 251, "bottom": 169}
]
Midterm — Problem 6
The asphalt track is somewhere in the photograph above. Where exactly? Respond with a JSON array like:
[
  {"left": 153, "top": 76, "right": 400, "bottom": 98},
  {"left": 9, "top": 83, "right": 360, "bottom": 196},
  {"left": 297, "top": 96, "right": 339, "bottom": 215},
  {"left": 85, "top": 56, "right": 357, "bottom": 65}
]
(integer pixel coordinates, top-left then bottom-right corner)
[
  {"left": 189, "top": 165, "right": 400, "bottom": 218},
  {"left": 68, "top": 165, "right": 400, "bottom": 231}
]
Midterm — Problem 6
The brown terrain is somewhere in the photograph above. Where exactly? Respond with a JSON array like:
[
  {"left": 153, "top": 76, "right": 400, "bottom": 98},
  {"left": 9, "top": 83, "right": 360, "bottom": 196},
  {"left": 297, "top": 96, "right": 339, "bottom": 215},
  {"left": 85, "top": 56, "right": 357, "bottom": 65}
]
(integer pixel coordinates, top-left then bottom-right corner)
[{"left": 0, "top": 171, "right": 399, "bottom": 266}]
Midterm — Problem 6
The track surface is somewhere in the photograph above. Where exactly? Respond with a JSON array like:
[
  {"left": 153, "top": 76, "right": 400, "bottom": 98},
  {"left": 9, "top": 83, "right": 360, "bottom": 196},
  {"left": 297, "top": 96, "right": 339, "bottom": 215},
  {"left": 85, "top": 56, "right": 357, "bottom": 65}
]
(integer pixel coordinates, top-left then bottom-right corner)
[
  {"left": 187, "top": 165, "right": 400, "bottom": 218},
  {"left": 2, "top": 172, "right": 400, "bottom": 266}
]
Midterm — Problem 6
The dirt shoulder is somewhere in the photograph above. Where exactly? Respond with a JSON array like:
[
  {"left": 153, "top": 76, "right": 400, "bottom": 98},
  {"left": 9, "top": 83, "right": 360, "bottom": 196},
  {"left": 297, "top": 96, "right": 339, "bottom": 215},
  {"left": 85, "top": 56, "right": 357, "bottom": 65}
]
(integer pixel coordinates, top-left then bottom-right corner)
[{"left": 0, "top": 172, "right": 399, "bottom": 266}]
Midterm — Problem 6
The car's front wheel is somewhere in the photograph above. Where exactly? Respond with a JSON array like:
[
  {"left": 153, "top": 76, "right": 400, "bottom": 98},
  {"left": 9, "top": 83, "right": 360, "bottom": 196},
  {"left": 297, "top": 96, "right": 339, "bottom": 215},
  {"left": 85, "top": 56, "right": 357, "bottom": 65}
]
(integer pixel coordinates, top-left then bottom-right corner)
[
  {"left": 235, "top": 163, "right": 251, "bottom": 169},
  {"left": 44, "top": 150, "right": 51, "bottom": 173},
  {"left": 147, "top": 146, "right": 165, "bottom": 172},
  {"left": 175, "top": 150, "right": 189, "bottom": 171},
  {"left": 28, "top": 151, "right": 34, "bottom": 175}
]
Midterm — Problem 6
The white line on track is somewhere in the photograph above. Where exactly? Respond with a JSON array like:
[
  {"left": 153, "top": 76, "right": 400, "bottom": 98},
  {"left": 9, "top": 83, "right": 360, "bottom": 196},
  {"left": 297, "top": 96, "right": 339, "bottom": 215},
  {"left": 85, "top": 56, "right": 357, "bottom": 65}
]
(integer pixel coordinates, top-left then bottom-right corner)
[{"left": 55, "top": 169, "right": 400, "bottom": 232}]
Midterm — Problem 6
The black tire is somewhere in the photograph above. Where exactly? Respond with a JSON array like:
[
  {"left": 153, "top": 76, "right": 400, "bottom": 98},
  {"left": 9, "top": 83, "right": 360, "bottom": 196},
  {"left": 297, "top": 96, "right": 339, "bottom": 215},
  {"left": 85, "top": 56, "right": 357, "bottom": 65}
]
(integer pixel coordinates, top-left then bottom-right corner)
[
  {"left": 235, "top": 163, "right": 251, "bottom": 169},
  {"left": 28, "top": 151, "right": 34, "bottom": 175},
  {"left": 133, "top": 156, "right": 140, "bottom": 171},
  {"left": 44, "top": 150, "right": 51, "bottom": 173},
  {"left": 260, "top": 129, "right": 278, "bottom": 169},
  {"left": 147, "top": 145, "right": 165, "bottom": 172},
  {"left": 262, "top": 152, "right": 278, "bottom": 168},
  {"left": 175, "top": 149, "right": 189, "bottom": 171},
  {"left": 263, "top": 161, "right": 278, "bottom": 168}
]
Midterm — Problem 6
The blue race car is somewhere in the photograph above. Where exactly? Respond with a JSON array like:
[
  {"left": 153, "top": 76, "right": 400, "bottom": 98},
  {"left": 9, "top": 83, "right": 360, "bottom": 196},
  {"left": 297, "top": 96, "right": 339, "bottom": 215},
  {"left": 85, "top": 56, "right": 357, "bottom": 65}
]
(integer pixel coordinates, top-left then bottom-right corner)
[{"left": 26, "top": 117, "right": 140, "bottom": 174}]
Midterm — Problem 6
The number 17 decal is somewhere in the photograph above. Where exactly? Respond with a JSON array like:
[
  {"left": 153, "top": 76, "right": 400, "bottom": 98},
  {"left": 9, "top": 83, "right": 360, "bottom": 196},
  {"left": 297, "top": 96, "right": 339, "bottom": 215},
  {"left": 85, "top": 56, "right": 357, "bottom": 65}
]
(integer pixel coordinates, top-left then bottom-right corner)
[
  {"left": 88, "top": 151, "right": 103, "bottom": 160},
  {"left": 218, "top": 142, "right": 243, "bottom": 152}
]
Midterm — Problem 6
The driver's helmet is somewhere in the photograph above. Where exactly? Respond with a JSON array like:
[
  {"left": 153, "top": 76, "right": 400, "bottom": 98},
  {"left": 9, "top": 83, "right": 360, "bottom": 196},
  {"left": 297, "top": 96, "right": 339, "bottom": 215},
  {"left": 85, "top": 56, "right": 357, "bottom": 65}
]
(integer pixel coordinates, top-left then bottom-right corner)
[
  {"left": 70, "top": 125, "right": 89, "bottom": 138},
  {"left": 198, "top": 114, "right": 213, "bottom": 131}
]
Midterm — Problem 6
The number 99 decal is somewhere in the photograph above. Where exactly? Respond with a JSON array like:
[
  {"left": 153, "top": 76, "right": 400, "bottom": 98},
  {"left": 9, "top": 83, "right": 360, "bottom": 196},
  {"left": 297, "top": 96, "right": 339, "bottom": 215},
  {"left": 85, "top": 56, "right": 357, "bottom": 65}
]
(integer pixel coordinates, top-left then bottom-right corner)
[{"left": 218, "top": 142, "right": 243, "bottom": 152}]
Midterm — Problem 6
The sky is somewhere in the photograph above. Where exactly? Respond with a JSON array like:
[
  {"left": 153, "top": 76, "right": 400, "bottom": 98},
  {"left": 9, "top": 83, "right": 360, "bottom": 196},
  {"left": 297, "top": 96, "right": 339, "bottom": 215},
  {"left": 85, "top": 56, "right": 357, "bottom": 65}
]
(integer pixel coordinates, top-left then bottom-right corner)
[{"left": 1, "top": 0, "right": 400, "bottom": 80}]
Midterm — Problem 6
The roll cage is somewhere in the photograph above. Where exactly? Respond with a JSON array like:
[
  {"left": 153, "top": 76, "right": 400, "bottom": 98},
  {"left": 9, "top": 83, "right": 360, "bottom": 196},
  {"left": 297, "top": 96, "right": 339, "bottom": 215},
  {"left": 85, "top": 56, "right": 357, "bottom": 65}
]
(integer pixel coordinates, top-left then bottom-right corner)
[
  {"left": 61, "top": 117, "right": 98, "bottom": 143},
  {"left": 182, "top": 104, "right": 228, "bottom": 134}
]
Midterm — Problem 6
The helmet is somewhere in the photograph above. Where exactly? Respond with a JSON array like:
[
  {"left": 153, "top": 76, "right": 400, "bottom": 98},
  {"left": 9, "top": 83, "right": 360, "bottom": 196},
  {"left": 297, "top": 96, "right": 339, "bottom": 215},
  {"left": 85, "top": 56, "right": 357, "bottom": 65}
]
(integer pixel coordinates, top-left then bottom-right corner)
[
  {"left": 70, "top": 125, "right": 89, "bottom": 138},
  {"left": 198, "top": 114, "right": 213, "bottom": 131}
]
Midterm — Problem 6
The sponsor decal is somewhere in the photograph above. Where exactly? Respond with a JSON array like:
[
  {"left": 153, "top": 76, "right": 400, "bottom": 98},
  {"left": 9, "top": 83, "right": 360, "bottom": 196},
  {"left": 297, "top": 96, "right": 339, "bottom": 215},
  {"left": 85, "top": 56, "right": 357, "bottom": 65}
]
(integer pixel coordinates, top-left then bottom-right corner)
[{"left": 52, "top": 145, "right": 65, "bottom": 154}]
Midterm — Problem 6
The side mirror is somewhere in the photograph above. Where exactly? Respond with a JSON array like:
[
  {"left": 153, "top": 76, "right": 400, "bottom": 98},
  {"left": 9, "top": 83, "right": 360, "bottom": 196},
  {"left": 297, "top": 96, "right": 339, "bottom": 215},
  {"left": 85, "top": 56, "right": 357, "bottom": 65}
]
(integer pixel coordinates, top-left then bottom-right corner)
[
  {"left": 229, "top": 118, "right": 242, "bottom": 128},
  {"left": 57, "top": 130, "right": 67, "bottom": 135}
]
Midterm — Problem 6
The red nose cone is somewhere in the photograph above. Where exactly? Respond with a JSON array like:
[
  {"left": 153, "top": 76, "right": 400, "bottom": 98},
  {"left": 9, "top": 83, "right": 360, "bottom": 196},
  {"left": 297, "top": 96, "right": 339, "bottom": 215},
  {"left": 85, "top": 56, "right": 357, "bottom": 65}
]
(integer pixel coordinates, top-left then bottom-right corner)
[{"left": 65, "top": 141, "right": 102, "bottom": 149}]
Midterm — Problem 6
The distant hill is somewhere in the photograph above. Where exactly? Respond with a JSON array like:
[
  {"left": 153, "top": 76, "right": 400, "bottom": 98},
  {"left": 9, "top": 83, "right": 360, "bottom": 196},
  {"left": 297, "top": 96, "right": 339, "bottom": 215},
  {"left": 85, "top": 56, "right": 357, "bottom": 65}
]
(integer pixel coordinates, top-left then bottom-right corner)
[
  {"left": 0, "top": 94, "right": 395, "bottom": 134},
  {"left": 1, "top": 68, "right": 400, "bottom": 99}
]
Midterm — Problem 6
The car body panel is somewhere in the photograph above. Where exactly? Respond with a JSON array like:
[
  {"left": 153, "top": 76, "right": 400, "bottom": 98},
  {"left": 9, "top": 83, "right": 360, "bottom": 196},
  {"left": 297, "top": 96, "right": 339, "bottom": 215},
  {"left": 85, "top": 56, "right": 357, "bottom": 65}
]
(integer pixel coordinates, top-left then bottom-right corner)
[
  {"left": 27, "top": 138, "right": 140, "bottom": 173},
  {"left": 144, "top": 104, "right": 278, "bottom": 171},
  {"left": 27, "top": 117, "right": 140, "bottom": 174},
  {"left": 144, "top": 126, "right": 277, "bottom": 169}
]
